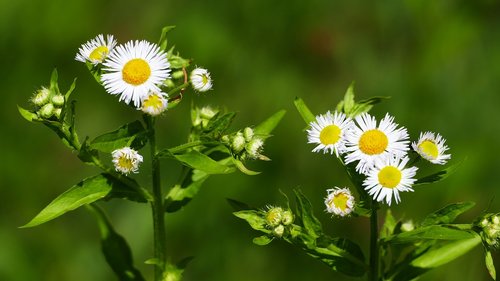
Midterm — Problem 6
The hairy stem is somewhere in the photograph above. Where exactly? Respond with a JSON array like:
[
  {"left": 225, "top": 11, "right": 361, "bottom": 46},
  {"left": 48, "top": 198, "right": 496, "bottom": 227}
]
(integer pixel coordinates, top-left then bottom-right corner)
[{"left": 369, "top": 204, "right": 379, "bottom": 281}]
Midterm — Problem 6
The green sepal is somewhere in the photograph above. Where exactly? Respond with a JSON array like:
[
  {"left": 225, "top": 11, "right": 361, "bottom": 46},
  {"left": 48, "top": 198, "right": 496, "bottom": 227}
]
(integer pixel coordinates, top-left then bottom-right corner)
[
  {"left": 90, "top": 120, "right": 148, "bottom": 153},
  {"left": 253, "top": 110, "right": 286, "bottom": 136},
  {"left": 158, "top": 26, "right": 176, "bottom": 51},
  {"left": 21, "top": 173, "right": 147, "bottom": 228},
  {"left": 87, "top": 204, "right": 145, "bottom": 281},
  {"left": 383, "top": 225, "right": 476, "bottom": 244},
  {"left": 414, "top": 159, "right": 464, "bottom": 186},
  {"left": 294, "top": 97, "right": 315, "bottom": 125},
  {"left": 421, "top": 202, "right": 475, "bottom": 227},
  {"left": 294, "top": 189, "right": 322, "bottom": 239},
  {"left": 18, "top": 105, "right": 38, "bottom": 122},
  {"left": 253, "top": 235, "right": 274, "bottom": 246},
  {"left": 486, "top": 249, "right": 497, "bottom": 280}
]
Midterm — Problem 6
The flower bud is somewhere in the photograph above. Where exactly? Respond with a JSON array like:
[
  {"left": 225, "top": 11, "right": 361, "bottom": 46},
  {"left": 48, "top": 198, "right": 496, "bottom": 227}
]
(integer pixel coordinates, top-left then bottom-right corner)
[
  {"left": 265, "top": 206, "right": 283, "bottom": 227},
  {"left": 245, "top": 138, "right": 264, "bottom": 159},
  {"left": 243, "top": 127, "right": 254, "bottom": 142},
  {"left": 221, "top": 135, "right": 230, "bottom": 144},
  {"left": 401, "top": 220, "right": 415, "bottom": 232},
  {"left": 39, "top": 103, "right": 54, "bottom": 118},
  {"left": 53, "top": 108, "right": 62, "bottom": 119},
  {"left": 273, "top": 225, "right": 285, "bottom": 238},
  {"left": 51, "top": 95, "right": 65, "bottom": 107},
  {"left": 231, "top": 133, "right": 246, "bottom": 154},
  {"left": 281, "top": 210, "right": 294, "bottom": 225},
  {"left": 31, "top": 87, "right": 50, "bottom": 106}
]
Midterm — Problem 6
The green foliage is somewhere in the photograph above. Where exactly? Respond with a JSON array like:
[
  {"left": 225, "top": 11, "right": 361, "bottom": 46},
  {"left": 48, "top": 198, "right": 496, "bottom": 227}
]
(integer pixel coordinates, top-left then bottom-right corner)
[
  {"left": 335, "top": 82, "right": 389, "bottom": 117},
  {"left": 90, "top": 121, "right": 148, "bottom": 153},
  {"left": 486, "top": 250, "right": 497, "bottom": 280},
  {"left": 294, "top": 97, "right": 315, "bottom": 125},
  {"left": 421, "top": 202, "right": 475, "bottom": 226},
  {"left": 415, "top": 159, "right": 464, "bottom": 186}
]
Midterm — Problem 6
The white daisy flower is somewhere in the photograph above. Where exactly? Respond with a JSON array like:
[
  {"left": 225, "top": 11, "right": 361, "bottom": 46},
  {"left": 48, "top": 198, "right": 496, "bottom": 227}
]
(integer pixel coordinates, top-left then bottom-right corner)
[
  {"left": 101, "top": 40, "right": 171, "bottom": 107},
  {"left": 412, "top": 131, "right": 451, "bottom": 165},
  {"left": 190, "top": 68, "right": 212, "bottom": 92},
  {"left": 141, "top": 91, "right": 168, "bottom": 116},
  {"left": 363, "top": 155, "right": 417, "bottom": 206},
  {"left": 75, "top": 34, "right": 116, "bottom": 64},
  {"left": 325, "top": 187, "right": 355, "bottom": 217},
  {"left": 112, "top": 147, "right": 143, "bottom": 174},
  {"left": 307, "top": 111, "right": 353, "bottom": 156},
  {"left": 344, "top": 113, "right": 409, "bottom": 174}
]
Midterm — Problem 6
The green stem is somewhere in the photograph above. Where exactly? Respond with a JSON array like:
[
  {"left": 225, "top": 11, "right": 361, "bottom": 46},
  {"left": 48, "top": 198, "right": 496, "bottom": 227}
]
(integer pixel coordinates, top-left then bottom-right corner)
[
  {"left": 147, "top": 116, "right": 167, "bottom": 280},
  {"left": 369, "top": 204, "right": 379, "bottom": 281}
]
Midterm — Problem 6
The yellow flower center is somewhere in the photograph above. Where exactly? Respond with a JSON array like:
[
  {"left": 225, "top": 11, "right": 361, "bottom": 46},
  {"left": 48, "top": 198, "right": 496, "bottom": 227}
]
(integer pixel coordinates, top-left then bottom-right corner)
[
  {"left": 329, "top": 192, "right": 349, "bottom": 211},
  {"left": 122, "top": 58, "right": 151, "bottom": 85},
  {"left": 118, "top": 156, "right": 134, "bottom": 171},
  {"left": 319, "top": 125, "right": 341, "bottom": 145},
  {"left": 359, "top": 129, "right": 388, "bottom": 155},
  {"left": 378, "top": 166, "right": 402, "bottom": 189},
  {"left": 418, "top": 140, "right": 439, "bottom": 159},
  {"left": 89, "top": 46, "right": 109, "bottom": 62},
  {"left": 201, "top": 74, "right": 209, "bottom": 84},
  {"left": 142, "top": 94, "right": 164, "bottom": 111}
]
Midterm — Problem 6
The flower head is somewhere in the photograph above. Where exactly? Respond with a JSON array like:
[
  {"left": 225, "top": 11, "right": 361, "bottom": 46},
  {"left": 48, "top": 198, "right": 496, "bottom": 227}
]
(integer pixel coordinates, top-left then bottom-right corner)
[
  {"left": 307, "top": 111, "right": 353, "bottom": 156},
  {"left": 141, "top": 91, "right": 168, "bottom": 116},
  {"left": 101, "top": 40, "right": 171, "bottom": 107},
  {"left": 412, "top": 131, "right": 451, "bottom": 165},
  {"left": 476, "top": 213, "right": 500, "bottom": 249},
  {"left": 344, "top": 113, "right": 409, "bottom": 174},
  {"left": 363, "top": 155, "right": 417, "bottom": 205},
  {"left": 245, "top": 138, "right": 264, "bottom": 159},
  {"left": 75, "top": 34, "right": 116, "bottom": 64},
  {"left": 31, "top": 87, "right": 50, "bottom": 106},
  {"left": 112, "top": 147, "right": 143, "bottom": 174},
  {"left": 190, "top": 68, "right": 212, "bottom": 92},
  {"left": 324, "top": 187, "right": 355, "bottom": 217}
]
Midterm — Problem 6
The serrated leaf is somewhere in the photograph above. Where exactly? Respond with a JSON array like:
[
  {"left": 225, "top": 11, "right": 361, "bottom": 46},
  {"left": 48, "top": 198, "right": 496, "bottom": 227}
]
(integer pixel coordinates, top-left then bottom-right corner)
[
  {"left": 90, "top": 121, "right": 147, "bottom": 153},
  {"left": 415, "top": 159, "right": 464, "bottom": 185},
  {"left": 486, "top": 250, "right": 497, "bottom": 280},
  {"left": 232, "top": 158, "right": 260, "bottom": 175},
  {"left": 87, "top": 204, "right": 145, "bottom": 281},
  {"left": 294, "top": 189, "right": 322, "bottom": 239},
  {"left": 174, "top": 150, "right": 234, "bottom": 174},
  {"left": 294, "top": 97, "right": 315, "bottom": 125},
  {"left": 421, "top": 202, "right": 475, "bottom": 227},
  {"left": 410, "top": 235, "right": 481, "bottom": 268},
  {"left": 22, "top": 174, "right": 146, "bottom": 228},
  {"left": 253, "top": 235, "right": 273, "bottom": 246},
  {"left": 384, "top": 225, "right": 476, "bottom": 244},
  {"left": 18, "top": 105, "right": 38, "bottom": 122},
  {"left": 254, "top": 110, "right": 286, "bottom": 136},
  {"left": 234, "top": 210, "right": 270, "bottom": 234}
]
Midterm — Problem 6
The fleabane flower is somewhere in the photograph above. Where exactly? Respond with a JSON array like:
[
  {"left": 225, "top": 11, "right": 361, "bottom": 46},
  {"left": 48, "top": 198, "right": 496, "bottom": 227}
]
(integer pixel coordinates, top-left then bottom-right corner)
[
  {"left": 344, "top": 113, "right": 409, "bottom": 174},
  {"left": 324, "top": 187, "right": 355, "bottom": 217},
  {"left": 112, "top": 147, "right": 143, "bottom": 174},
  {"left": 101, "top": 40, "right": 171, "bottom": 107},
  {"left": 141, "top": 91, "right": 168, "bottom": 116},
  {"left": 307, "top": 111, "right": 353, "bottom": 156},
  {"left": 363, "top": 155, "right": 417, "bottom": 206},
  {"left": 190, "top": 68, "right": 212, "bottom": 92},
  {"left": 75, "top": 34, "right": 116, "bottom": 64},
  {"left": 412, "top": 131, "right": 451, "bottom": 165}
]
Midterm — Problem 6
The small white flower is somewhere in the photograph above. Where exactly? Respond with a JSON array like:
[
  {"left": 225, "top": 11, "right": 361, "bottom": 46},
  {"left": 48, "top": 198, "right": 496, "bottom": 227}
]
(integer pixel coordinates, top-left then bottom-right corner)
[
  {"left": 324, "top": 187, "right": 355, "bottom": 217},
  {"left": 112, "top": 147, "right": 143, "bottom": 174},
  {"left": 141, "top": 91, "right": 168, "bottom": 116},
  {"left": 307, "top": 111, "right": 354, "bottom": 156},
  {"left": 75, "top": 34, "right": 116, "bottom": 64},
  {"left": 344, "top": 113, "right": 409, "bottom": 174},
  {"left": 363, "top": 155, "right": 417, "bottom": 206},
  {"left": 190, "top": 68, "right": 212, "bottom": 92},
  {"left": 101, "top": 40, "right": 171, "bottom": 107},
  {"left": 412, "top": 131, "right": 451, "bottom": 165}
]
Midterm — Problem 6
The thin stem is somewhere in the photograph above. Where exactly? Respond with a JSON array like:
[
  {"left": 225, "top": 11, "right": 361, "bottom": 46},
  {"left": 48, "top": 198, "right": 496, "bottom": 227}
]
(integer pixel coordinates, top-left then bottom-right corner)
[
  {"left": 369, "top": 204, "right": 379, "bottom": 281},
  {"left": 147, "top": 117, "right": 167, "bottom": 280}
]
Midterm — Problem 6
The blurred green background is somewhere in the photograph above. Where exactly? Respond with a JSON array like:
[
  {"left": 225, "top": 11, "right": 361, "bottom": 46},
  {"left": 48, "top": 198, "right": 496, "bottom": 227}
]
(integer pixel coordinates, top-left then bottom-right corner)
[{"left": 2, "top": 0, "right": 500, "bottom": 280}]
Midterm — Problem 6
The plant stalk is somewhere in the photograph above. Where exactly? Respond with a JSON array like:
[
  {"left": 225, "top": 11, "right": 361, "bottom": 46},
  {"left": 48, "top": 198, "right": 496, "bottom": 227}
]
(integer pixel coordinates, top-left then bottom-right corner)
[{"left": 369, "top": 204, "right": 379, "bottom": 281}]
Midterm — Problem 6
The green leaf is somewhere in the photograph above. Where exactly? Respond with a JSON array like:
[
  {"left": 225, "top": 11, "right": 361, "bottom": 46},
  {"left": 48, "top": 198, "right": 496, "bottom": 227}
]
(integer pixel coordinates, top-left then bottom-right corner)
[
  {"left": 77, "top": 137, "right": 99, "bottom": 165},
  {"left": 203, "top": 112, "right": 236, "bottom": 137},
  {"left": 342, "top": 82, "right": 355, "bottom": 114},
  {"left": 421, "top": 202, "right": 475, "bottom": 227},
  {"left": 294, "top": 97, "right": 315, "bottom": 125},
  {"left": 232, "top": 158, "right": 260, "bottom": 175},
  {"left": 164, "top": 175, "right": 209, "bottom": 213},
  {"left": 410, "top": 235, "right": 481, "bottom": 268},
  {"left": 415, "top": 159, "right": 464, "bottom": 185},
  {"left": 294, "top": 189, "right": 322, "bottom": 239},
  {"left": 226, "top": 198, "right": 253, "bottom": 212},
  {"left": 158, "top": 25, "right": 176, "bottom": 51},
  {"left": 349, "top": 96, "right": 390, "bottom": 117},
  {"left": 234, "top": 210, "right": 270, "bottom": 234},
  {"left": 65, "top": 78, "right": 77, "bottom": 100},
  {"left": 22, "top": 174, "right": 147, "bottom": 228},
  {"left": 18, "top": 105, "right": 38, "bottom": 122},
  {"left": 49, "top": 68, "right": 60, "bottom": 95},
  {"left": 253, "top": 235, "right": 273, "bottom": 246},
  {"left": 384, "top": 225, "right": 476, "bottom": 244},
  {"left": 486, "top": 250, "right": 497, "bottom": 280},
  {"left": 174, "top": 150, "right": 234, "bottom": 174},
  {"left": 254, "top": 110, "right": 286, "bottom": 136},
  {"left": 381, "top": 209, "right": 397, "bottom": 239},
  {"left": 90, "top": 121, "right": 147, "bottom": 153},
  {"left": 87, "top": 204, "right": 145, "bottom": 281}
]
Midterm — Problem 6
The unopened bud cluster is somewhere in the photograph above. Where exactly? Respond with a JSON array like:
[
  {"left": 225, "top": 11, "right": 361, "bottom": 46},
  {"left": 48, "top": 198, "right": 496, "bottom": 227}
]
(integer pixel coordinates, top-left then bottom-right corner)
[
  {"left": 264, "top": 206, "right": 294, "bottom": 238},
  {"left": 223, "top": 127, "right": 268, "bottom": 160},
  {"left": 30, "top": 87, "right": 65, "bottom": 119},
  {"left": 476, "top": 213, "right": 500, "bottom": 249}
]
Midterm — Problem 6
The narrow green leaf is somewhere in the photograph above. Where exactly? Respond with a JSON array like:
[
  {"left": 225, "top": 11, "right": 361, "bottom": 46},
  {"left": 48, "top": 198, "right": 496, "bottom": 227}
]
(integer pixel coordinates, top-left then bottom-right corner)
[
  {"left": 232, "top": 158, "right": 261, "bottom": 175},
  {"left": 253, "top": 235, "right": 273, "bottom": 246},
  {"left": 87, "top": 204, "right": 145, "bottom": 281},
  {"left": 18, "top": 105, "right": 38, "bottom": 122},
  {"left": 234, "top": 210, "right": 270, "bottom": 234},
  {"left": 158, "top": 25, "right": 176, "bottom": 51},
  {"left": 421, "top": 202, "right": 475, "bottom": 227},
  {"left": 254, "top": 110, "right": 286, "bottom": 135},
  {"left": 385, "top": 225, "right": 476, "bottom": 244},
  {"left": 294, "top": 189, "right": 322, "bottom": 239},
  {"left": 342, "top": 82, "right": 356, "bottom": 114},
  {"left": 65, "top": 78, "right": 77, "bottom": 100},
  {"left": 486, "top": 250, "right": 497, "bottom": 280},
  {"left": 381, "top": 209, "right": 397, "bottom": 238},
  {"left": 90, "top": 121, "right": 147, "bottom": 153},
  {"left": 410, "top": 235, "right": 481, "bottom": 268},
  {"left": 49, "top": 68, "right": 60, "bottom": 94},
  {"left": 174, "top": 150, "right": 234, "bottom": 174},
  {"left": 415, "top": 159, "right": 464, "bottom": 185},
  {"left": 294, "top": 97, "right": 315, "bottom": 125}
]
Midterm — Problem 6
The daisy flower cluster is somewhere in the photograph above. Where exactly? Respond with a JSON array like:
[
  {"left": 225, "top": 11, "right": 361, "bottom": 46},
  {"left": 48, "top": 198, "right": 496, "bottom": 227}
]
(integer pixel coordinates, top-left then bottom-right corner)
[
  {"left": 75, "top": 34, "right": 213, "bottom": 116},
  {"left": 306, "top": 110, "right": 451, "bottom": 213}
]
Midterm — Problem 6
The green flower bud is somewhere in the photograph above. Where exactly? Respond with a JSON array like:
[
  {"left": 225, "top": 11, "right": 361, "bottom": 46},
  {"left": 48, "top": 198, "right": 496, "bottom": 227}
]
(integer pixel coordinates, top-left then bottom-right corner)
[
  {"left": 265, "top": 206, "right": 283, "bottom": 227},
  {"left": 231, "top": 133, "right": 245, "bottom": 154},
  {"left": 39, "top": 103, "right": 54, "bottom": 118},
  {"left": 53, "top": 108, "right": 62, "bottom": 119},
  {"left": 172, "top": 70, "right": 185, "bottom": 79},
  {"left": 243, "top": 127, "right": 254, "bottom": 142},
  {"left": 245, "top": 138, "right": 264, "bottom": 159},
  {"left": 401, "top": 220, "right": 415, "bottom": 232},
  {"left": 273, "top": 225, "right": 285, "bottom": 238},
  {"left": 281, "top": 210, "right": 294, "bottom": 225},
  {"left": 221, "top": 135, "right": 230, "bottom": 144},
  {"left": 51, "top": 95, "right": 65, "bottom": 107},
  {"left": 31, "top": 87, "right": 50, "bottom": 106}
]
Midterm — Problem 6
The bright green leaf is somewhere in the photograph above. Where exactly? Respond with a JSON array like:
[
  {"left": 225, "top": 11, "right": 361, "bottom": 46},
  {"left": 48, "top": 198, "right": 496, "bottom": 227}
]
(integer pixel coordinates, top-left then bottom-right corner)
[
  {"left": 234, "top": 210, "right": 270, "bottom": 234},
  {"left": 254, "top": 110, "right": 286, "bottom": 136},
  {"left": 49, "top": 68, "right": 60, "bottom": 94},
  {"left": 253, "top": 235, "right": 273, "bottom": 246},
  {"left": 421, "top": 202, "right": 475, "bottom": 227},
  {"left": 415, "top": 159, "right": 464, "bottom": 185},
  {"left": 164, "top": 175, "right": 209, "bottom": 213},
  {"left": 174, "top": 150, "right": 234, "bottom": 174},
  {"left": 65, "top": 78, "right": 77, "bottom": 100},
  {"left": 342, "top": 82, "right": 356, "bottom": 114},
  {"left": 486, "top": 250, "right": 497, "bottom": 280},
  {"left": 294, "top": 97, "right": 315, "bottom": 125},
  {"left": 158, "top": 25, "right": 176, "bottom": 51},
  {"left": 18, "top": 105, "right": 38, "bottom": 122},
  {"left": 385, "top": 225, "right": 476, "bottom": 244},
  {"left": 232, "top": 158, "right": 260, "bottom": 175},
  {"left": 294, "top": 189, "right": 322, "bottom": 239},
  {"left": 381, "top": 209, "right": 397, "bottom": 238},
  {"left": 90, "top": 121, "right": 147, "bottom": 153}
]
